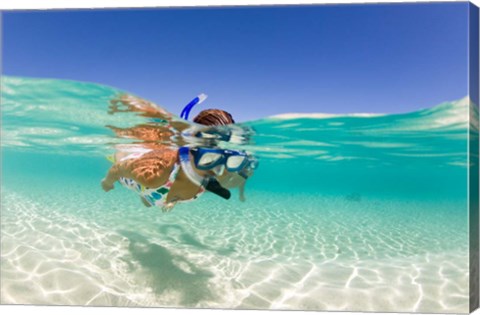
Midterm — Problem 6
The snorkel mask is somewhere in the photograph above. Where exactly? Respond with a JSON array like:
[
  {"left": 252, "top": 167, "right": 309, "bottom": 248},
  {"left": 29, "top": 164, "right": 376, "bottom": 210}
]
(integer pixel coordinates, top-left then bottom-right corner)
[
  {"left": 179, "top": 146, "right": 231, "bottom": 200},
  {"left": 179, "top": 146, "right": 259, "bottom": 200},
  {"left": 191, "top": 147, "right": 258, "bottom": 178},
  {"left": 238, "top": 155, "right": 259, "bottom": 179},
  {"left": 190, "top": 148, "right": 250, "bottom": 172}
]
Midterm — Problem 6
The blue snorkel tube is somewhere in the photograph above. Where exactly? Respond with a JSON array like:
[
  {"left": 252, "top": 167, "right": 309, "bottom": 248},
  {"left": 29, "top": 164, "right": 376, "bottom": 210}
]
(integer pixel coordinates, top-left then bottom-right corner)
[{"left": 180, "top": 93, "right": 208, "bottom": 120}]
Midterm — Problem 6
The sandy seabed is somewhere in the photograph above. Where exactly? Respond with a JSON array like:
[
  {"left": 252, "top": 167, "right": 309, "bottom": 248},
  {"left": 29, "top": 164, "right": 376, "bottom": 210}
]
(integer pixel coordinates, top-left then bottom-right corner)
[{"left": 0, "top": 186, "right": 470, "bottom": 313}]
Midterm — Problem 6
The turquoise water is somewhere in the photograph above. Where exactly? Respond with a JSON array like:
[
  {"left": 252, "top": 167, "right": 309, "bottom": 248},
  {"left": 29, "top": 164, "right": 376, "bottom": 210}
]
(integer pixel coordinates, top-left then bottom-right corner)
[{"left": 0, "top": 76, "right": 472, "bottom": 312}]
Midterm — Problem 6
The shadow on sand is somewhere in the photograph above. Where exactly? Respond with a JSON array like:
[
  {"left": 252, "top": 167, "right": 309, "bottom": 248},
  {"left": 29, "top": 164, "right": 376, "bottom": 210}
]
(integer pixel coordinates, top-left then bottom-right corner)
[
  {"left": 119, "top": 230, "right": 215, "bottom": 306},
  {"left": 158, "top": 224, "right": 235, "bottom": 256}
]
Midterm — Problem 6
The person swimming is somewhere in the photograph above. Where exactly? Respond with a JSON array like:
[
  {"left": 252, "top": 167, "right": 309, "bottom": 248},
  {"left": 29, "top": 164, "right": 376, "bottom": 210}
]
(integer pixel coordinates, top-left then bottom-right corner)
[{"left": 102, "top": 95, "right": 257, "bottom": 212}]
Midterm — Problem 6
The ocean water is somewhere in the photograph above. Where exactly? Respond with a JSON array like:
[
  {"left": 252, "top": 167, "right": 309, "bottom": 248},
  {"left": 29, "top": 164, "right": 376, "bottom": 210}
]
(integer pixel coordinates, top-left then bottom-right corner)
[{"left": 0, "top": 76, "right": 473, "bottom": 312}]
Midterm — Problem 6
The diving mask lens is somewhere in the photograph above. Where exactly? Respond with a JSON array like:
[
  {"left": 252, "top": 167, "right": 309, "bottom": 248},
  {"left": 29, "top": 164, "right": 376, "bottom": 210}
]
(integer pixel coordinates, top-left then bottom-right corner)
[
  {"left": 198, "top": 152, "right": 222, "bottom": 168},
  {"left": 226, "top": 155, "right": 247, "bottom": 171}
]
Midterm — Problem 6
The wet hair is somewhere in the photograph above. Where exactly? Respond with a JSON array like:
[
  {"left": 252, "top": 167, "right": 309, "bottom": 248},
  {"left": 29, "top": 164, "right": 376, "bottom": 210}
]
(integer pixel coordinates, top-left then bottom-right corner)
[{"left": 193, "top": 109, "right": 235, "bottom": 126}]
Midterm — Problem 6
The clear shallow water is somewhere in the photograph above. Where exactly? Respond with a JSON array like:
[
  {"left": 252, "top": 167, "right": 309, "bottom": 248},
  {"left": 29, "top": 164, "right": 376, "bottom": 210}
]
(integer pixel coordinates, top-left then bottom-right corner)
[{"left": 0, "top": 76, "right": 472, "bottom": 312}]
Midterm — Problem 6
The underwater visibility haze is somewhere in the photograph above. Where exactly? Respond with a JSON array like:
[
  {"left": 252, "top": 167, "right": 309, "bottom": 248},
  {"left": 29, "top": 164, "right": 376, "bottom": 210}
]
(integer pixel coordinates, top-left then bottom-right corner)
[{"left": 0, "top": 76, "right": 474, "bottom": 312}]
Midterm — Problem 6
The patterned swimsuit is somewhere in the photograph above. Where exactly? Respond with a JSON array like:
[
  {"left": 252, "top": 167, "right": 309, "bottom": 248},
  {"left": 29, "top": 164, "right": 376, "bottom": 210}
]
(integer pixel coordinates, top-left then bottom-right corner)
[{"left": 117, "top": 148, "right": 204, "bottom": 208}]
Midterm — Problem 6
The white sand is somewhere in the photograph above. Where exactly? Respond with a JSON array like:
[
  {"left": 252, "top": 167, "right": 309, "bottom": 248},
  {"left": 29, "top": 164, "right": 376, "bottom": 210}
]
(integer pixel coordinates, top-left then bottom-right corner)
[{"left": 0, "top": 188, "right": 471, "bottom": 313}]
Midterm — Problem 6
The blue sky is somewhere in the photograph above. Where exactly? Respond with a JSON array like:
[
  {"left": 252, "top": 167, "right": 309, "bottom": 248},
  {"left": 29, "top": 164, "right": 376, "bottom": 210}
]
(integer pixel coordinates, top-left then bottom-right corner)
[{"left": 2, "top": 3, "right": 469, "bottom": 122}]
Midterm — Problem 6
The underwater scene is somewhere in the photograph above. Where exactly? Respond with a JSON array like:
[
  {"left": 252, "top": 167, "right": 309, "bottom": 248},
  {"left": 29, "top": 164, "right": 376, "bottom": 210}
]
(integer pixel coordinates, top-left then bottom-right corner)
[{"left": 0, "top": 76, "right": 474, "bottom": 312}]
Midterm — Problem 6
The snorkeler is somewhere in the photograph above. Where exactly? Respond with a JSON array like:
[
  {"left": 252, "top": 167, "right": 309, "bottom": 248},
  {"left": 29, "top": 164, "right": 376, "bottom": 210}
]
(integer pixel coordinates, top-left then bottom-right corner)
[
  {"left": 102, "top": 95, "right": 257, "bottom": 212},
  {"left": 101, "top": 143, "right": 256, "bottom": 211},
  {"left": 190, "top": 108, "right": 255, "bottom": 202}
]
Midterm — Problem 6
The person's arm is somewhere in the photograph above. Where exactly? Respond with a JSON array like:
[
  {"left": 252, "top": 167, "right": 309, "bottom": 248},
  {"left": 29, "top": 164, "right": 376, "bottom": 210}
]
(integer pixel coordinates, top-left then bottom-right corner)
[{"left": 239, "top": 181, "right": 246, "bottom": 202}]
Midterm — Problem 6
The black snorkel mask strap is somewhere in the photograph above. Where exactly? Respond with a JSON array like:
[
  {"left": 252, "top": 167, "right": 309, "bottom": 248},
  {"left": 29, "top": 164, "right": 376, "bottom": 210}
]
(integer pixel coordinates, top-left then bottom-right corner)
[{"left": 179, "top": 146, "right": 231, "bottom": 200}]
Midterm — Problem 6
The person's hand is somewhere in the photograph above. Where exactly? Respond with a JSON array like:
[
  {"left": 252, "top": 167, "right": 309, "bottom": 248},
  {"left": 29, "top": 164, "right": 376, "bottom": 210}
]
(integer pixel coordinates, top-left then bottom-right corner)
[
  {"left": 162, "top": 202, "right": 176, "bottom": 213},
  {"left": 101, "top": 179, "right": 114, "bottom": 192}
]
